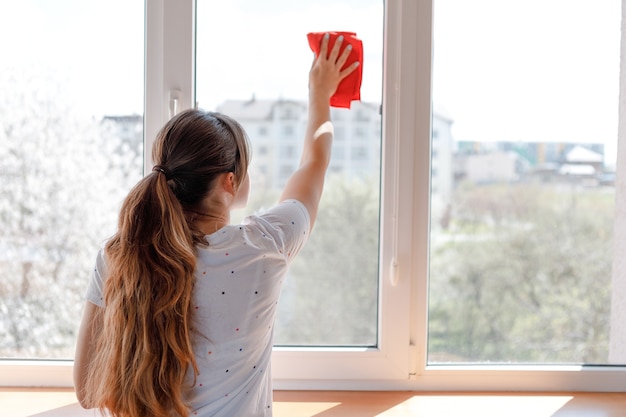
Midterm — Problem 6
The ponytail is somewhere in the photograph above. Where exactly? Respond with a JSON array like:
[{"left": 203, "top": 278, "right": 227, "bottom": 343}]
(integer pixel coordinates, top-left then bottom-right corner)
[
  {"left": 85, "top": 171, "right": 199, "bottom": 417},
  {"left": 84, "top": 109, "right": 250, "bottom": 417}
]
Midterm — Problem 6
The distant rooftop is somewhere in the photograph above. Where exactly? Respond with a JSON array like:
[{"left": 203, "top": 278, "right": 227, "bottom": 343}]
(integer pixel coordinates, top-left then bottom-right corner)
[
  {"left": 565, "top": 145, "right": 603, "bottom": 163},
  {"left": 215, "top": 99, "right": 305, "bottom": 121},
  {"left": 215, "top": 98, "right": 450, "bottom": 122}
]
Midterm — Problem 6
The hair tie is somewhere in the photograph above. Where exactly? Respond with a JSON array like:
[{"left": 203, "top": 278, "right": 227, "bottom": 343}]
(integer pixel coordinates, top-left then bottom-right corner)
[{"left": 152, "top": 165, "right": 172, "bottom": 180}]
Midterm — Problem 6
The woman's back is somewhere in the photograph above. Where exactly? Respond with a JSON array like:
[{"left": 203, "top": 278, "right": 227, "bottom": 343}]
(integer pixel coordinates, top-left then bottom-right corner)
[{"left": 185, "top": 200, "right": 309, "bottom": 416}]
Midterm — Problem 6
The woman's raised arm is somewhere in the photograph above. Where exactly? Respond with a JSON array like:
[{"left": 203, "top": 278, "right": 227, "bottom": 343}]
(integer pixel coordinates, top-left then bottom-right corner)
[{"left": 279, "top": 33, "right": 360, "bottom": 229}]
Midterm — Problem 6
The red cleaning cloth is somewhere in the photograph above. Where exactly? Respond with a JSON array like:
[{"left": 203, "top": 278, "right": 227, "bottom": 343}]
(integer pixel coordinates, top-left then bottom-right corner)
[{"left": 307, "top": 31, "right": 363, "bottom": 109}]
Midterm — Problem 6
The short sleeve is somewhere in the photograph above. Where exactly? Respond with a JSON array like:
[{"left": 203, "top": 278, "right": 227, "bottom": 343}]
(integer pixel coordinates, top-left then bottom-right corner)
[
  {"left": 85, "top": 247, "right": 107, "bottom": 307},
  {"left": 246, "top": 199, "right": 310, "bottom": 262}
]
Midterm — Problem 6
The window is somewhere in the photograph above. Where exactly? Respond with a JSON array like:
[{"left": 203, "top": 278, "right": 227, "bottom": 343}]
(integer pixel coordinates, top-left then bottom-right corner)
[
  {"left": 355, "top": 110, "right": 370, "bottom": 121},
  {"left": 429, "top": 0, "right": 622, "bottom": 365},
  {"left": 333, "top": 125, "right": 346, "bottom": 141},
  {"left": 0, "top": 0, "right": 144, "bottom": 386},
  {"left": 281, "top": 124, "right": 295, "bottom": 137},
  {"left": 332, "top": 146, "right": 346, "bottom": 161},
  {"left": 279, "top": 145, "right": 298, "bottom": 159},
  {"left": 196, "top": 0, "right": 383, "bottom": 350},
  {"left": 3, "top": 0, "right": 626, "bottom": 392},
  {"left": 0, "top": 0, "right": 144, "bottom": 362},
  {"left": 279, "top": 106, "right": 299, "bottom": 121},
  {"left": 351, "top": 146, "right": 368, "bottom": 161}
]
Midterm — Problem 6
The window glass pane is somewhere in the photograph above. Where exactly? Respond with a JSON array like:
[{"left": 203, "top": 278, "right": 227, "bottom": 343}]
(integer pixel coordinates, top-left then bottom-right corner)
[
  {"left": 0, "top": 0, "right": 144, "bottom": 359},
  {"left": 196, "top": 0, "right": 383, "bottom": 346},
  {"left": 429, "top": 0, "right": 622, "bottom": 364}
]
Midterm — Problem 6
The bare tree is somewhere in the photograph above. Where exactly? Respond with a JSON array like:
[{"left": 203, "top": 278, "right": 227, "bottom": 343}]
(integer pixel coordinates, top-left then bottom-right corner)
[{"left": 0, "top": 68, "right": 142, "bottom": 358}]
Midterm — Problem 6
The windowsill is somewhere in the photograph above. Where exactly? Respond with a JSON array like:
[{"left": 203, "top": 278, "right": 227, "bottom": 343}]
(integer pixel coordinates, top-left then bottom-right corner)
[{"left": 2, "top": 389, "right": 626, "bottom": 417}]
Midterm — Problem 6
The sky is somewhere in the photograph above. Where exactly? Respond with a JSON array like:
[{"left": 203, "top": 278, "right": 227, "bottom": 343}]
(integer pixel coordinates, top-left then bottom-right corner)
[
  {"left": 432, "top": 0, "right": 621, "bottom": 164},
  {"left": 0, "top": 0, "right": 621, "bottom": 164},
  {"left": 0, "top": 0, "right": 144, "bottom": 116},
  {"left": 194, "top": 0, "right": 383, "bottom": 111}
]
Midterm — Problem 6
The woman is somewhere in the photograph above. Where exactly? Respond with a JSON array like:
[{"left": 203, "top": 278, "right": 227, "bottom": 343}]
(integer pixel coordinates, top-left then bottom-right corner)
[{"left": 74, "top": 33, "right": 359, "bottom": 417}]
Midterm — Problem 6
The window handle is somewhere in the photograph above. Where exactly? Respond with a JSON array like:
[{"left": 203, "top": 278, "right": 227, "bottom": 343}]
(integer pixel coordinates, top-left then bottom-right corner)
[
  {"left": 389, "top": 106, "right": 401, "bottom": 288},
  {"left": 169, "top": 89, "right": 180, "bottom": 119},
  {"left": 390, "top": 257, "right": 399, "bottom": 287}
]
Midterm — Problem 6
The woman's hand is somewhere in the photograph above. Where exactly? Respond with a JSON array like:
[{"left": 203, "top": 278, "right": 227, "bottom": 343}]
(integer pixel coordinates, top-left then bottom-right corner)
[{"left": 309, "top": 33, "right": 360, "bottom": 102}]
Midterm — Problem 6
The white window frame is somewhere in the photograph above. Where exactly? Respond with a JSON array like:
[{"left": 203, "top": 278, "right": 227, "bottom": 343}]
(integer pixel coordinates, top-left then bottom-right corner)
[{"left": 2, "top": 0, "right": 626, "bottom": 392}]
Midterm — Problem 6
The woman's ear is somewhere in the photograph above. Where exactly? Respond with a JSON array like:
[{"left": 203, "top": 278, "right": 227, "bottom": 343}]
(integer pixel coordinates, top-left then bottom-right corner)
[{"left": 222, "top": 172, "right": 237, "bottom": 195}]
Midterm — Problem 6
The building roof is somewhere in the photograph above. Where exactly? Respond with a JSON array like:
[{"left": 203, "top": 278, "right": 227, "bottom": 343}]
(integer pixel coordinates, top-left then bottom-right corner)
[
  {"left": 433, "top": 103, "right": 454, "bottom": 123},
  {"left": 216, "top": 99, "right": 305, "bottom": 121},
  {"left": 216, "top": 98, "right": 450, "bottom": 125},
  {"left": 216, "top": 99, "right": 273, "bottom": 120},
  {"left": 102, "top": 114, "right": 143, "bottom": 123},
  {"left": 565, "top": 145, "right": 603, "bottom": 163}
]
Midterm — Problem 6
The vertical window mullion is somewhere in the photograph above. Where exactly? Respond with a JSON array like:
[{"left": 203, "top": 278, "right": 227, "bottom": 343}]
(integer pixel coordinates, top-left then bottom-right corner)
[
  {"left": 609, "top": 0, "right": 626, "bottom": 364},
  {"left": 405, "top": 0, "right": 434, "bottom": 378},
  {"left": 144, "top": 0, "right": 195, "bottom": 173}
]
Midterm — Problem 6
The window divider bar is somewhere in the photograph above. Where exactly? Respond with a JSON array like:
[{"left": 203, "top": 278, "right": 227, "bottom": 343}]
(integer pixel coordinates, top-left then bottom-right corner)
[
  {"left": 609, "top": 0, "right": 626, "bottom": 364},
  {"left": 144, "top": 0, "right": 195, "bottom": 174}
]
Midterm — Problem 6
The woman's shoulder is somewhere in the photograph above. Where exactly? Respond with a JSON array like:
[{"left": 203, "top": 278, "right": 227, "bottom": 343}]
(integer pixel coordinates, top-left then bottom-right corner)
[
  {"left": 248, "top": 199, "right": 310, "bottom": 227},
  {"left": 201, "top": 200, "right": 310, "bottom": 255},
  {"left": 244, "top": 199, "right": 310, "bottom": 256}
]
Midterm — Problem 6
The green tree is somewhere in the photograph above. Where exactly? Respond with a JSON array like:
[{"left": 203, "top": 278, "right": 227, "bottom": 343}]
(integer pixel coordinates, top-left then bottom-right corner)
[
  {"left": 428, "top": 183, "right": 613, "bottom": 363},
  {"left": 274, "top": 175, "right": 380, "bottom": 346}
]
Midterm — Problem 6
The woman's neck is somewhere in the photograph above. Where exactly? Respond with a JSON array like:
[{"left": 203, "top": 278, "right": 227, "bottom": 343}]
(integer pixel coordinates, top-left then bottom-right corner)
[{"left": 185, "top": 209, "right": 229, "bottom": 235}]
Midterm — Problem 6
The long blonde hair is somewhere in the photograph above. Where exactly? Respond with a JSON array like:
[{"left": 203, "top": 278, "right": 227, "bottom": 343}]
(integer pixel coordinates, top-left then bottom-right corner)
[{"left": 85, "top": 110, "right": 250, "bottom": 417}]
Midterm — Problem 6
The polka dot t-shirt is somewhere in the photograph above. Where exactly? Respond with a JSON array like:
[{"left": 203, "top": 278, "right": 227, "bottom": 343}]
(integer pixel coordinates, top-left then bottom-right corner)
[{"left": 85, "top": 199, "right": 310, "bottom": 417}]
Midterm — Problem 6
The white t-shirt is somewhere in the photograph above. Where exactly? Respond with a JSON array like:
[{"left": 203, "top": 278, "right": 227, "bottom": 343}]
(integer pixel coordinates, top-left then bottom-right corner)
[{"left": 85, "top": 199, "right": 310, "bottom": 417}]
